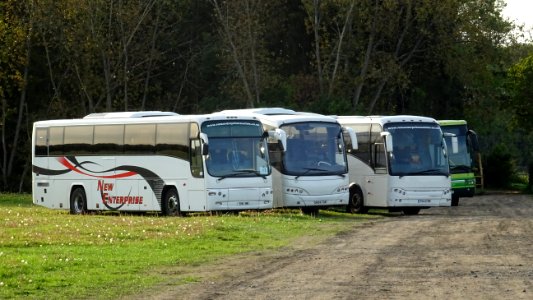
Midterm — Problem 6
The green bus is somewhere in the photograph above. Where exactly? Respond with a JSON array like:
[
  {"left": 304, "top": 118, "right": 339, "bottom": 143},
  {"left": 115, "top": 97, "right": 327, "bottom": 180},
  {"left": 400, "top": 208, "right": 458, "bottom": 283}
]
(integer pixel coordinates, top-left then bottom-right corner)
[{"left": 438, "top": 120, "right": 479, "bottom": 206}]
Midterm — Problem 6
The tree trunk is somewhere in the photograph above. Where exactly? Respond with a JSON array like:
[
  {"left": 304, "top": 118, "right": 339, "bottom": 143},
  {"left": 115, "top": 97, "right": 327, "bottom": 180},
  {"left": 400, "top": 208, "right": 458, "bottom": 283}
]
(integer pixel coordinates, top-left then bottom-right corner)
[
  {"left": 327, "top": 0, "right": 355, "bottom": 99},
  {"left": 367, "top": 78, "right": 387, "bottom": 114},
  {"left": 211, "top": 0, "right": 255, "bottom": 107},
  {"left": 245, "top": 0, "right": 261, "bottom": 106},
  {"left": 352, "top": 0, "right": 378, "bottom": 111},
  {"left": 312, "top": 0, "right": 324, "bottom": 95},
  {"left": 141, "top": 3, "right": 161, "bottom": 110}
]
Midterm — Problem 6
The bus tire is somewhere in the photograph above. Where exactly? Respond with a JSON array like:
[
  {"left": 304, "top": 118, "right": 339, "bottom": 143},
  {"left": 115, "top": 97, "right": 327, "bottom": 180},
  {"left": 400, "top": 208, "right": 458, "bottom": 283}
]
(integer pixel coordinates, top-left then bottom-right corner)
[
  {"left": 70, "top": 186, "right": 88, "bottom": 215},
  {"left": 451, "top": 194, "right": 459, "bottom": 206},
  {"left": 301, "top": 206, "right": 319, "bottom": 216},
  {"left": 162, "top": 188, "right": 181, "bottom": 216},
  {"left": 403, "top": 208, "right": 420, "bottom": 215},
  {"left": 347, "top": 187, "right": 367, "bottom": 214}
]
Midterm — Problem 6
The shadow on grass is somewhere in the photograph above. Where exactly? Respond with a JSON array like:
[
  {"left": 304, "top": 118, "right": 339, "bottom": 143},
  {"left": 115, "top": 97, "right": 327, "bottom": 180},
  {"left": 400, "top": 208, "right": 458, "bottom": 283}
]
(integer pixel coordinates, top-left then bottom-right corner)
[
  {"left": 364, "top": 209, "right": 403, "bottom": 218},
  {"left": 2, "top": 194, "right": 402, "bottom": 221}
]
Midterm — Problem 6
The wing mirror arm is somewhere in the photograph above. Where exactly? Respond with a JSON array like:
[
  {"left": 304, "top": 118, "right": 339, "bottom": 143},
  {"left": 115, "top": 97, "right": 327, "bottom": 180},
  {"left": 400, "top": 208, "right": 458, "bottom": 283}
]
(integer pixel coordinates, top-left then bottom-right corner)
[
  {"left": 200, "top": 133, "right": 209, "bottom": 155},
  {"left": 380, "top": 132, "right": 393, "bottom": 153},
  {"left": 268, "top": 129, "right": 287, "bottom": 152},
  {"left": 343, "top": 127, "right": 358, "bottom": 150}
]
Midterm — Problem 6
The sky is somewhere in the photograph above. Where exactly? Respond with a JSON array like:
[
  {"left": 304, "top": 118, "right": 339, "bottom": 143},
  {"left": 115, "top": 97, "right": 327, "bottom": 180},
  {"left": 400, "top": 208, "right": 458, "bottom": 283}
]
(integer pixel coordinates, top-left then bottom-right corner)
[{"left": 502, "top": 0, "right": 533, "bottom": 29}]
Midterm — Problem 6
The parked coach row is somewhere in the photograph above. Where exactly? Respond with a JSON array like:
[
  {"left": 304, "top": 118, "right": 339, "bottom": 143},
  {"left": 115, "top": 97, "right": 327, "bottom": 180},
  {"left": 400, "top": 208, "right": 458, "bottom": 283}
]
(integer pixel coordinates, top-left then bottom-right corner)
[{"left": 31, "top": 108, "right": 477, "bottom": 216}]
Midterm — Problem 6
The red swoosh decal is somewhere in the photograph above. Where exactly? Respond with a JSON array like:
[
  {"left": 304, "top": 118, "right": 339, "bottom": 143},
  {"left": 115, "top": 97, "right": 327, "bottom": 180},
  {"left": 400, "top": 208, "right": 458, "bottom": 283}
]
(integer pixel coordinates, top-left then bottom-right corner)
[{"left": 58, "top": 157, "right": 137, "bottom": 179}]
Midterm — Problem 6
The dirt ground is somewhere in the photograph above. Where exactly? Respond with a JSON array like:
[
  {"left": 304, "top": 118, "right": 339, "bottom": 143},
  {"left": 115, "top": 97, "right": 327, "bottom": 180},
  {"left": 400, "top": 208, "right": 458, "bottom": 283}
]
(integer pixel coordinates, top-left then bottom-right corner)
[{"left": 132, "top": 193, "right": 532, "bottom": 300}]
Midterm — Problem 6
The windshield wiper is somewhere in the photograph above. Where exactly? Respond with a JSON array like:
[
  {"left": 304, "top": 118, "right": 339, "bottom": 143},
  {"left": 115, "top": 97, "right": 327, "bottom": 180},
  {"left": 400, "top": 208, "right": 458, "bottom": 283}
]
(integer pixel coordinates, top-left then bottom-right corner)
[
  {"left": 409, "top": 169, "right": 449, "bottom": 176},
  {"left": 217, "top": 169, "right": 266, "bottom": 181},
  {"left": 294, "top": 167, "right": 328, "bottom": 180},
  {"left": 450, "top": 165, "right": 472, "bottom": 172}
]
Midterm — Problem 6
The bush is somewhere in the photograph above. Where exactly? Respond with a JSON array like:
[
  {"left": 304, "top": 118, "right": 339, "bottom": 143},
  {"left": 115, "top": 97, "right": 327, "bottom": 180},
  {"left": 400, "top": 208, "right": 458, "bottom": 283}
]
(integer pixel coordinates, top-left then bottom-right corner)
[{"left": 484, "top": 144, "right": 516, "bottom": 188}]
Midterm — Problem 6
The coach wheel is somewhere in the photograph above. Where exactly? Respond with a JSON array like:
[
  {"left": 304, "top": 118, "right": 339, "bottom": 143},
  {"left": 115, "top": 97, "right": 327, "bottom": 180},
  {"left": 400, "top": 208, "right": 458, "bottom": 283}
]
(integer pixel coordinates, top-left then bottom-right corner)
[
  {"left": 402, "top": 208, "right": 420, "bottom": 215},
  {"left": 347, "top": 187, "right": 367, "bottom": 214},
  {"left": 70, "top": 187, "right": 88, "bottom": 215},
  {"left": 301, "top": 206, "right": 319, "bottom": 216},
  {"left": 451, "top": 194, "right": 459, "bottom": 207},
  {"left": 162, "top": 188, "right": 181, "bottom": 216}
]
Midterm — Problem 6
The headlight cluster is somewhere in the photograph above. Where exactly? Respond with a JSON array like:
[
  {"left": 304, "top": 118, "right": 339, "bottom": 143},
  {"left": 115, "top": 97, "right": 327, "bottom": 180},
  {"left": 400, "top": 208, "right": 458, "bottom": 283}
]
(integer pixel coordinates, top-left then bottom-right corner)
[
  {"left": 286, "top": 188, "right": 304, "bottom": 194},
  {"left": 335, "top": 186, "right": 349, "bottom": 193},
  {"left": 262, "top": 190, "right": 273, "bottom": 197},
  {"left": 393, "top": 188, "right": 406, "bottom": 195},
  {"left": 208, "top": 190, "right": 226, "bottom": 198}
]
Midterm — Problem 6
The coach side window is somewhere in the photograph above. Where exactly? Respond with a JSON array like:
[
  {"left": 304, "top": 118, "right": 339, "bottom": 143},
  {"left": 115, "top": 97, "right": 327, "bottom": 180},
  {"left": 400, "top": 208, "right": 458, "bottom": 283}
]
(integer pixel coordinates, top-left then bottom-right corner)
[
  {"left": 124, "top": 124, "right": 156, "bottom": 154},
  {"left": 94, "top": 125, "right": 124, "bottom": 154},
  {"left": 48, "top": 127, "right": 64, "bottom": 155},
  {"left": 189, "top": 123, "right": 203, "bottom": 177},
  {"left": 156, "top": 123, "right": 188, "bottom": 160},
  {"left": 370, "top": 124, "right": 387, "bottom": 172},
  {"left": 345, "top": 124, "right": 370, "bottom": 165},
  {"left": 64, "top": 126, "right": 93, "bottom": 155},
  {"left": 34, "top": 128, "right": 48, "bottom": 156}
]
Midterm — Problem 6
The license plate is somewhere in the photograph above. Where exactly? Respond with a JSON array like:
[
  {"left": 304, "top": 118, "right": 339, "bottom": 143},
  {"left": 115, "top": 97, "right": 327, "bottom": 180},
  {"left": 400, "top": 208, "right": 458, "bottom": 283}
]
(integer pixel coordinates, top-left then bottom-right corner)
[
  {"left": 313, "top": 200, "right": 327, "bottom": 205},
  {"left": 418, "top": 199, "right": 431, "bottom": 203}
]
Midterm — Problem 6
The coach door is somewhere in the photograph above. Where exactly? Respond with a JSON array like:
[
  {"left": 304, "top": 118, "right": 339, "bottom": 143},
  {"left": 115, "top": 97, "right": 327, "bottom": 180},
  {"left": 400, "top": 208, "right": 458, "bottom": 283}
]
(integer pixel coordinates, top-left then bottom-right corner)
[
  {"left": 32, "top": 127, "right": 50, "bottom": 205},
  {"left": 365, "top": 124, "right": 388, "bottom": 207},
  {"left": 186, "top": 122, "right": 207, "bottom": 211}
]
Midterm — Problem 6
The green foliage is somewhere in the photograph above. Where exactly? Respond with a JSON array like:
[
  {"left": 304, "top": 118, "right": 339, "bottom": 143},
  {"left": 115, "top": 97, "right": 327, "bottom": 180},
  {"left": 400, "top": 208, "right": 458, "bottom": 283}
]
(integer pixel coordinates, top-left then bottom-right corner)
[
  {"left": 0, "top": 0, "right": 531, "bottom": 192},
  {"left": 307, "top": 95, "right": 352, "bottom": 116},
  {"left": 484, "top": 144, "right": 516, "bottom": 188},
  {"left": 528, "top": 162, "right": 533, "bottom": 193},
  {"left": 506, "top": 54, "right": 533, "bottom": 132},
  {"left": 0, "top": 194, "right": 377, "bottom": 299}
]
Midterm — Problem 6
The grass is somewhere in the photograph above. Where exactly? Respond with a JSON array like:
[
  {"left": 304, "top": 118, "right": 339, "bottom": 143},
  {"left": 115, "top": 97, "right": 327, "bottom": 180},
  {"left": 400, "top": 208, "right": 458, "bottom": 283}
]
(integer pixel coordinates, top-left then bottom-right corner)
[
  {"left": 510, "top": 172, "right": 532, "bottom": 193},
  {"left": 0, "top": 194, "right": 379, "bottom": 299}
]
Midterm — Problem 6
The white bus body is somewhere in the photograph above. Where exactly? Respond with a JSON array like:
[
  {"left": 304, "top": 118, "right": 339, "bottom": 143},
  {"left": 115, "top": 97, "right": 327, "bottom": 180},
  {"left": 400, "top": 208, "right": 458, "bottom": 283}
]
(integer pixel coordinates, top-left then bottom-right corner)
[
  {"left": 32, "top": 111, "right": 277, "bottom": 215},
  {"left": 221, "top": 108, "right": 353, "bottom": 214},
  {"left": 337, "top": 115, "right": 452, "bottom": 215}
]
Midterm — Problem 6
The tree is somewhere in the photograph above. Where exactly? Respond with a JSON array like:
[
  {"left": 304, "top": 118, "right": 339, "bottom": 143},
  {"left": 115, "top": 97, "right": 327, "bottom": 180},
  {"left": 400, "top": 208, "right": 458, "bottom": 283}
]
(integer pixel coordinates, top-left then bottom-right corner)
[
  {"left": 506, "top": 53, "right": 533, "bottom": 186},
  {"left": 302, "top": 0, "right": 356, "bottom": 100},
  {"left": 506, "top": 54, "right": 533, "bottom": 132},
  {"left": 0, "top": 0, "right": 34, "bottom": 191},
  {"left": 210, "top": 0, "right": 273, "bottom": 108}
]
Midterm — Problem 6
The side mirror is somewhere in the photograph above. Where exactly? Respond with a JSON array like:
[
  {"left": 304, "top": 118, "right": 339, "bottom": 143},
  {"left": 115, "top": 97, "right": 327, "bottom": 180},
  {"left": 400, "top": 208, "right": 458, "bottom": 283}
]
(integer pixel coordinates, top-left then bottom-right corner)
[
  {"left": 200, "top": 133, "right": 209, "bottom": 155},
  {"left": 343, "top": 127, "right": 358, "bottom": 150},
  {"left": 380, "top": 132, "right": 393, "bottom": 153},
  {"left": 268, "top": 129, "right": 287, "bottom": 152},
  {"left": 468, "top": 129, "right": 479, "bottom": 152}
]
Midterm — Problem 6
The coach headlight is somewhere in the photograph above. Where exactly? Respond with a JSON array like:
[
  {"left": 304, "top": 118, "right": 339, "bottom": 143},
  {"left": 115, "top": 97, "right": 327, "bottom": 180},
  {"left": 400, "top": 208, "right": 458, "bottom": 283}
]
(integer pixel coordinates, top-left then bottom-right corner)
[
  {"left": 285, "top": 187, "right": 306, "bottom": 195},
  {"left": 392, "top": 188, "right": 406, "bottom": 195},
  {"left": 334, "top": 185, "right": 349, "bottom": 193}
]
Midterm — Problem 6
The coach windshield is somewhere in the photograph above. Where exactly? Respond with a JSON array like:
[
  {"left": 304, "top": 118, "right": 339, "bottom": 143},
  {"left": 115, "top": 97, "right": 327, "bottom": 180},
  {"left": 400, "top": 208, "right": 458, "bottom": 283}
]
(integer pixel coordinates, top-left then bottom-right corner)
[
  {"left": 281, "top": 122, "right": 348, "bottom": 176},
  {"left": 202, "top": 120, "right": 270, "bottom": 178},
  {"left": 386, "top": 122, "right": 449, "bottom": 177}
]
